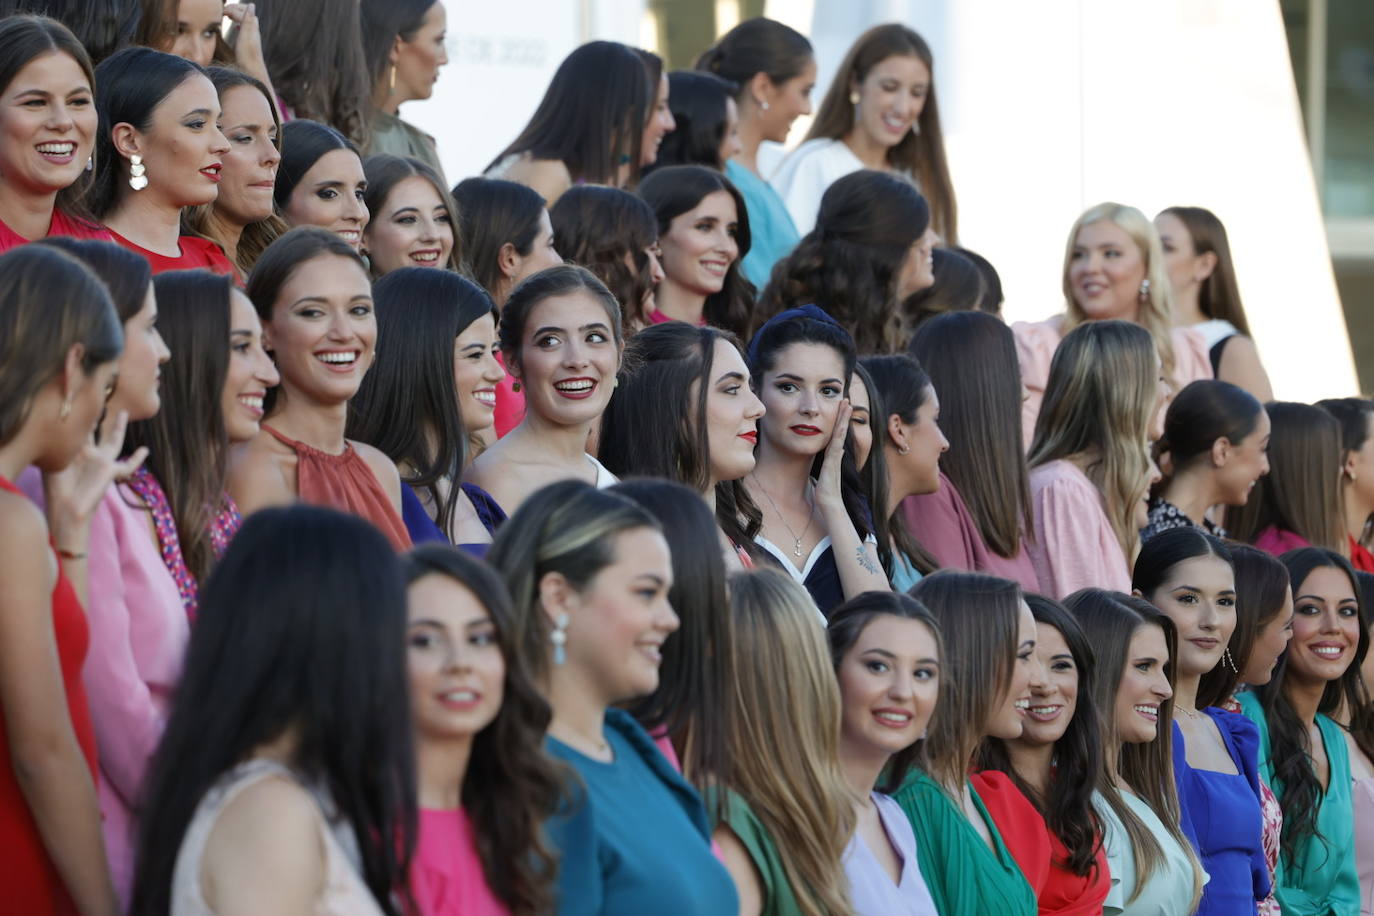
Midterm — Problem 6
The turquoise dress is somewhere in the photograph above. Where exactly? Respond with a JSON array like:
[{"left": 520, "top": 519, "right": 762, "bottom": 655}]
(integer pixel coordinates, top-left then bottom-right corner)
[
  {"left": 544, "top": 708, "right": 738, "bottom": 915},
  {"left": 725, "top": 158, "right": 799, "bottom": 291},
  {"left": 1238, "top": 692, "right": 1359, "bottom": 916}
]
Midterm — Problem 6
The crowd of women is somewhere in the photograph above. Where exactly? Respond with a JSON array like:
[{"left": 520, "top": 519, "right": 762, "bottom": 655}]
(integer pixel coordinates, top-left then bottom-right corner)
[{"left": 0, "top": 2, "right": 1369, "bottom": 915}]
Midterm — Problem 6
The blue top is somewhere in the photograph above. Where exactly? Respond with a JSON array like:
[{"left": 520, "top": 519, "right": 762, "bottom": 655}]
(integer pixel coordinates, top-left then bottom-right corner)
[
  {"left": 725, "top": 158, "right": 799, "bottom": 291},
  {"left": 400, "top": 482, "right": 507, "bottom": 555},
  {"left": 1238, "top": 691, "right": 1359, "bottom": 916},
  {"left": 1173, "top": 711, "right": 1269, "bottom": 914},
  {"left": 544, "top": 708, "right": 738, "bottom": 915}
]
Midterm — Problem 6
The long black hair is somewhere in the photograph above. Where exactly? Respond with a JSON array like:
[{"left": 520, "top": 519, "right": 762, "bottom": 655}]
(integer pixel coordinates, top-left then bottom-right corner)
[
  {"left": 549, "top": 185, "right": 658, "bottom": 330},
  {"left": 451, "top": 176, "right": 548, "bottom": 304},
  {"left": 1197, "top": 544, "right": 1291, "bottom": 708},
  {"left": 275, "top": 119, "right": 363, "bottom": 211},
  {"left": 129, "top": 505, "right": 417, "bottom": 915},
  {"left": 650, "top": 70, "right": 737, "bottom": 171}
]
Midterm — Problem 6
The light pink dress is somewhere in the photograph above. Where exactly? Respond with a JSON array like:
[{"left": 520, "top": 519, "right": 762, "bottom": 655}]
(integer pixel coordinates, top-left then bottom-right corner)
[
  {"left": 901, "top": 472, "right": 1038, "bottom": 591},
  {"left": 1354, "top": 776, "right": 1374, "bottom": 915},
  {"left": 1026, "top": 460, "right": 1131, "bottom": 599}
]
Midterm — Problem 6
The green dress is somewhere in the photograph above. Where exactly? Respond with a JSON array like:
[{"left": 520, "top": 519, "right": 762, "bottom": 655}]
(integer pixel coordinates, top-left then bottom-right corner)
[
  {"left": 708, "top": 789, "right": 804, "bottom": 916},
  {"left": 891, "top": 769, "right": 1038, "bottom": 916}
]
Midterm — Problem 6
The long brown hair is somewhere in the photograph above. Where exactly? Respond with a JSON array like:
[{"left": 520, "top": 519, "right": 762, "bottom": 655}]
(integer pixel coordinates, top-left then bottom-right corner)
[
  {"left": 258, "top": 0, "right": 370, "bottom": 145},
  {"left": 1159, "top": 206, "right": 1250, "bottom": 336},
  {"left": 549, "top": 185, "right": 659, "bottom": 330},
  {"left": 804, "top": 23, "right": 956, "bottom": 242},
  {"left": 362, "top": 154, "right": 464, "bottom": 273}
]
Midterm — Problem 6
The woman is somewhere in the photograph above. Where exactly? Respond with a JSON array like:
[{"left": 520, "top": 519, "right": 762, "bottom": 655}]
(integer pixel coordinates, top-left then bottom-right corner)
[
  {"left": 229, "top": 227, "right": 410, "bottom": 550},
  {"left": 182, "top": 66, "right": 285, "bottom": 277},
  {"left": 137, "top": 0, "right": 274, "bottom": 98},
  {"left": 486, "top": 40, "right": 653, "bottom": 206},
  {"left": 709, "top": 568, "right": 855, "bottom": 916},
  {"left": 349, "top": 268, "right": 506, "bottom": 548},
  {"left": 901, "top": 247, "right": 986, "bottom": 332},
  {"left": 1238, "top": 548, "right": 1367, "bottom": 915},
  {"left": 275, "top": 119, "right": 369, "bottom": 253},
  {"left": 904, "top": 311, "right": 1038, "bottom": 588},
  {"left": 891, "top": 572, "right": 1042, "bottom": 915},
  {"left": 759, "top": 169, "right": 934, "bottom": 354},
  {"left": 362, "top": 154, "right": 460, "bottom": 275},
  {"left": 466, "top": 265, "right": 623, "bottom": 515},
  {"left": 771, "top": 24, "right": 955, "bottom": 241},
  {"left": 1316, "top": 397, "right": 1374, "bottom": 571},
  {"left": 1133, "top": 529, "right": 1270, "bottom": 914},
  {"left": 977, "top": 594, "right": 1112, "bottom": 915},
  {"left": 486, "top": 480, "right": 738, "bottom": 913},
  {"left": 1144, "top": 379, "right": 1269, "bottom": 541},
  {"left": 257, "top": 0, "right": 369, "bottom": 143},
  {"left": 1025, "top": 320, "right": 1164, "bottom": 598},
  {"left": 695, "top": 16, "right": 814, "bottom": 289},
  {"left": 129, "top": 506, "right": 417, "bottom": 914},
  {"left": 1065, "top": 588, "right": 1203, "bottom": 915},
  {"left": 1156, "top": 206, "right": 1273, "bottom": 401},
  {"left": 0, "top": 244, "right": 128, "bottom": 915},
  {"left": 0, "top": 16, "right": 111, "bottom": 250},
  {"left": 743, "top": 305, "right": 889, "bottom": 614},
  {"left": 360, "top": 0, "right": 448, "bottom": 179},
  {"left": 402, "top": 544, "right": 562, "bottom": 915},
  {"left": 828, "top": 590, "right": 941, "bottom": 914},
  {"left": 550, "top": 185, "right": 663, "bottom": 331},
  {"left": 637, "top": 164, "right": 752, "bottom": 336},
  {"left": 637, "top": 48, "right": 675, "bottom": 171},
  {"left": 1226, "top": 401, "right": 1347, "bottom": 556},
  {"left": 649, "top": 70, "right": 739, "bottom": 171},
  {"left": 1015, "top": 202, "right": 1211, "bottom": 444},
  {"left": 90, "top": 46, "right": 235, "bottom": 273},
  {"left": 598, "top": 322, "right": 764, "bottom": 569},
  {"left": 1346, "top": 570, "right": 1374, "bottom": 916}
]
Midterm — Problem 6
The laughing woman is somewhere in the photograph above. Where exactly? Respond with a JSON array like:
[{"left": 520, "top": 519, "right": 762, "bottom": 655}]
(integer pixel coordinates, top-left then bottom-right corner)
[
  {"left": 362, "top": 154, "right": 462, "bottom": 276},
  {"left": 275, "top": 119, "right": 369, "bottom": 254}
]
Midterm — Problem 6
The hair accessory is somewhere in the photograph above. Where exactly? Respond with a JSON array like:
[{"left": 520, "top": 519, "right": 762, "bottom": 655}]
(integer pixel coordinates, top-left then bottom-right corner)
[
  {"left": 1223, "top": 647, "right": 1238, "bottom": 674},
  {"left": 59, "top": 396, "right": 71, "bottom": 421},
  {"left": 849, "top": 90, "right": 860, "bottom": 105},
  {"left": 511, "top": 380, "right": 521, "bottom": 393},
  {"left": 128, "top": 154, "right": 147, "bottom": 191},
  {"left": 551, "top": 612, "right": 569, "bottom": 665},
  {"left": 617, "top": 153, "right": 632, "bottom": 166},
  {"left": 1138, "top": 278, "right": 1150, "bottom": 300},
  {"left": 744, "top": 304, "right": 848, "bottom": 367}
]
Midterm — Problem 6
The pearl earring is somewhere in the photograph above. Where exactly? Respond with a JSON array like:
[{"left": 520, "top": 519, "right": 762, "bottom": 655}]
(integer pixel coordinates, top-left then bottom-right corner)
[
  {"left": 128, "top": 154, "right": 147, "bottom": 191},
  {"left": 849, "top": 90, "right": 860, "bottom": 105}
]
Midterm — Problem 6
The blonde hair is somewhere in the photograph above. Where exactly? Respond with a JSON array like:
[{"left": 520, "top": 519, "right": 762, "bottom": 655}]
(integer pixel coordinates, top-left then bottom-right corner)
[
  {"left": 1060, "top": 202, "right": 1177, "bottom": 387},
  {"left": 721, "top": 569, "right": 855, "bottom": 916},
  {"left": 1029, "top": 321, "right": 1158, "bottom": 563}
]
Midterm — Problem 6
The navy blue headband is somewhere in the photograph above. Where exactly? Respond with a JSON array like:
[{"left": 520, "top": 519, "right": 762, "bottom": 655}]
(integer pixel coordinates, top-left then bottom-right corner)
[{"left": 745, "top": 304, "right": 845, "bottom": 367}]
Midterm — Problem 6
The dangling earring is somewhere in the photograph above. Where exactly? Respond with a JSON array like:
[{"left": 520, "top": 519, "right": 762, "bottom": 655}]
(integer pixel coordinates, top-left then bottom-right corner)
[
  {"left": 849, "top": 90, "right": 860, "bottom": 106},
  {"left": 511, "top": 380, "right": 521, "bottom": 393},
  {"left": 128, "top": 154, "right": 147, "bottom": 191},
  {"left": 551, "top": 612, "right": 569, "bottom": 666},
  {"left": 389, "top": 64, "right": 397, "bottom": 94},
  {"left": 85, "top": 155, "right": 93, "bottom": 172},
  {"left": 1138, "top": 278, "right": 1150, "bottom": 301},
  {"left": 1223, "top": 647, "right": 1238, "bottom": 674},
  {"left": 59, "top": 396, "right": 71, "bottom": 421}
]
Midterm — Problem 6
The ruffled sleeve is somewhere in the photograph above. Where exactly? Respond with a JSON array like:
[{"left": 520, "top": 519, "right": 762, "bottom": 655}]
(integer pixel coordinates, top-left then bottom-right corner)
[{"left": 1027, "top": 462, "right": 1131, "bottom": 599}]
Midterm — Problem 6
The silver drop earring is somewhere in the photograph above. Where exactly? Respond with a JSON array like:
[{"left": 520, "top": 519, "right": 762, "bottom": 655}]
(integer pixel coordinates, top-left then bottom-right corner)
[
  {"left": 1223, "top": 647, "right": 1238, "bottom": 674},
  {"left": 551, "top": 612, "right": 569, "bottom": 666}
]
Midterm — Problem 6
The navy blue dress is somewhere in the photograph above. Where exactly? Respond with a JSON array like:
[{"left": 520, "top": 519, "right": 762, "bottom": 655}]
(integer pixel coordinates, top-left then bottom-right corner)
[{"left": 400, "top": 482, "right": 507, "bottom": 556}]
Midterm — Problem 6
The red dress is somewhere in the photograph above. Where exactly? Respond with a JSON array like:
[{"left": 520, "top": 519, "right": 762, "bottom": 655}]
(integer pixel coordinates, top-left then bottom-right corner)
[
  {"left": 105, "top": 228, "right": 235, "bottom": 276},
  {"left": 1350, "top": 535, "right": 1374, "bottom": 573},
  {"left": 0, "top": 475, "right": 99, "bottom": 914},
  {"left": 0, "top": 209, "right": 113, "bottom": 252}
]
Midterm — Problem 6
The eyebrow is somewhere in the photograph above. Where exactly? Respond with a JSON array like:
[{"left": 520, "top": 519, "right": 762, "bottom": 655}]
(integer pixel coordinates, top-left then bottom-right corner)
[
  {"left": 288, "top": 295, "right": 372, "bottom": 307},
  {"left": 183, "top": 107, "right": 214, "bottom": 119},
  {"left": 531, "top": 323, "right": 610, "bottom": 337},
  {"left": 774, "top": 372, "right": 844, "bottom": 385},
  {"left": 13, "top": 85, "right": 89, "bottom": 98},
  {"left": 633, "top": 573, "right": 668, "bottom": 587},
  {"left": 230, "top": 328, "right": 254, "bottom": 337},
  {"left": 1019, "top": 639, "right": 1035, "bottom": 648},
  {"left": 1132, "top": 657, "right": 1159, "bottom": 665},
  {"left": 714, "top": 370, "right": 746, "bottom": 385},
  {"left": 1049, "top": 653, "right": 1074, "bottom": 661},
  {"left": 224, "top": 121, "right": 265, "bottom": 133}
]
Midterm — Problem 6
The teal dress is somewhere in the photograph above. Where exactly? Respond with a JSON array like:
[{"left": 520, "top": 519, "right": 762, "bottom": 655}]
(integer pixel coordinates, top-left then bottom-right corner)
[
  {"left": 725, "top": 158, "right": 799, "bottom": 291},
  {"left": 1238, "top": 691, "right": 1359, "bottom": 916},
  {"left": 891, "top": 768, "right": 1038, "bottom": 916},
  {"left": 545, "top": 708, "right": 738, "bottom": 915}
]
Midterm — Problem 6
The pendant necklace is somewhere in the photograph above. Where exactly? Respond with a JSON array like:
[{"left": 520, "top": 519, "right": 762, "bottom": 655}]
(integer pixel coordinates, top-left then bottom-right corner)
[{"left": 752, "top": 473, "right": 816, "bottom": 558}]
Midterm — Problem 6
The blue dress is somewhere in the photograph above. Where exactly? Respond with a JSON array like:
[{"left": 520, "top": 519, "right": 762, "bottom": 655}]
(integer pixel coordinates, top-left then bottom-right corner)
[
  {"left": 1173, "top": 711, "right": 1269, "bottom": 914},
  {"left": 725, "top": 158, "right": 799, "bottom": 291},
  {"left": 399, "top": 482, "right": 507, "bottom": 556},
  {"left": 544, "top": 708, "right": 738, "bottom": 915}
]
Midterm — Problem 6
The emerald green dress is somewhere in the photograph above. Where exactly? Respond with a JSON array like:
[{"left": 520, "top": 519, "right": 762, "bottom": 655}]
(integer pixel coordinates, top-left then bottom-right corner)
[
  {"left": 892, "top": 769, "right": 1038, "bottom": 916},
  {"left": 709, "top": 789, "right": 805, "bottom": 916}
]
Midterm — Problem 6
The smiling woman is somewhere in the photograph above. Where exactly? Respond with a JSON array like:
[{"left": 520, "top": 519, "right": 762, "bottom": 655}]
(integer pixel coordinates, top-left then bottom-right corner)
[
  {"left": 275, "top": 119, "right": 369, "bottom": 254},
  {"left": 362, "top": 153, "right": 461, "bottom": 276}
]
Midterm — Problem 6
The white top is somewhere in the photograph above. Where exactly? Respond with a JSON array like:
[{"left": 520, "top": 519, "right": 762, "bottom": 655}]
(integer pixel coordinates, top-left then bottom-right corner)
[
  {"left": 588, "top": 454, "right": 618, "bottom": 489},
  {"left": 1192, "top": 318, "right": 1240, "bottom": 350},
  {"left": 768, "top": 138, "right": 866, "bottom": 236},
  {"left": 843, "top": 792, "right": 939, "bottom": 915}
]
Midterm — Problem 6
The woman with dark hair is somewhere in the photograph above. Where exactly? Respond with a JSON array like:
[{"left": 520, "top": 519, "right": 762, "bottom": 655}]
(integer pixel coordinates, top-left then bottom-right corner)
[
  {"left": 636, "top": 48, "right": 675, "bottom": 171},
  {"left": 1133, "top": 529, "right": 1270, "bottom": 914},
  {"left": 362, "top": 154, "right": 460, "bottom": 275},
  {"left": 486, "top": 40, "right": 654, "bottom": 206},
  {"left": 650, "top": 70, "right": 740, "bottom": 172},
  {"left": 1145, "top": 379, "right": 1269, "bottom": 541},
  {"left": 743, "top": 306, "right": 889, "bottom": 614},
  {"left": 230, "top": 227, "right": 411, "bottom": 550},
  {"left": 976, "top": 594, "right": 1111, "bottom": 915},
  {"left": 0, "top": 15, "right": 112, "bottom": 249},
  {"left": 1317, "top": 397, "right": 1374, "bottom": 571},
  {"left": 360, "top": 0, "right": 448, "bottom": 178},
  {"left": 0, "top": 244, "right": 128, "bottom": 915},
  {"left": 828, "top": 590, "right": 941, "bottom": 913},
  {"left": 760, "top": 169, "right": 934, "bottom": 354},
  {"left": 349, "top": 268, "right": 506, "bottom": 548},
  {"left": 487, "top": 480, "right": 737, "bottom": 913},
  {"left": 401, "top": 544, "right": 562, "bottom": 915},
  {"left": 637, "top": 164, "right": 753, "bottom": 336},
  {"left": 900, "top": 247, "right": 984, "bottom": 332},
  {"left": 1156, "top": 206, "right": 1272, "bottom": 401},
  {"left": 137, "top": 0, "right": 274, "bottom": 103},
  {"left": 599, "top": 322, "right": 764, "bottom": 568},
  {"left": 257, "top": 0, "right": 369, "bottom": 144},
  {"left": 1226, "top": 401, "right": 1347, "bottom": 556},
  {"left": 772, "top": 23, "right": 956, "bottom": 241},
  {"left": 905, "top": 311, "right": 1038, "bottom": 588},
  {"left": 0, "top": 0, "right": 139, "bottom": 65},
  {"left": 1237, "top": 548, "right": 1368, "bottom": 915},
  {"left": 275, "top": 119, "right": 369, "bottom": 253},
  {"left": 956, "top": 245, "right": 1004, "bottom": 314},
  {"left": 129, "top": 506, "right": 417, "bottom": 914},
  {"left": 466, "top": 265, "right": 624, "bottom": 515},
  {"left": 550, "top": 185, "right": 663, "bottom": 331}
]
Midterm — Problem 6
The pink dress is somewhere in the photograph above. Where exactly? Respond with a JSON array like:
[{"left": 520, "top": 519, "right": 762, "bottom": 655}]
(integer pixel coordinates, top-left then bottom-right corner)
[
  {"left": 901, "top": 472, "right": 1038, "bottom": 591},
  {"left": 1254, "top": 526, "right": 1311, "bottom": 557},
  {"left": 412, "top": 808, "right": 510, "bottom": 916},
  {"left": 1026, "top": 460, "right": 1130, "bottom": 599},
  {"left": 0, "top": 208, "right": 112, "bottom": 251}
]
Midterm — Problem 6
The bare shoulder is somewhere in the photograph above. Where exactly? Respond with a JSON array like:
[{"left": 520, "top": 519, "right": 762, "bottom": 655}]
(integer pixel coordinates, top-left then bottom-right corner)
[
  {"left": 1216, "top": 334, "right": 1274, "bottom": 403},
  {"left": 226, "top": 434, "right": 296, "bottom": 514},
  {"left": 351, "top": 441, "right": 403, "bottom": 502},
  {"left": 0, "top": 488, "right": 48, "bottom": 548},
  {"left": 508, "top": 157, "right": 571, "bottom": 204}
]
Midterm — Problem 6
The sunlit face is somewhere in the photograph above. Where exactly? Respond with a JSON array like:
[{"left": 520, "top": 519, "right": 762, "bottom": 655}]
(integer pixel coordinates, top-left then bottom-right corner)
[
  {"left": 702, "top": 339, "right": 764, "bottom": 485},
  {"left": 658, "top": 190, "right": 739, "bottom": 300},
  {"left": 452, "top": 312, "right": 503, "bottom": 436},
  {"left": 836, "top": 614, "right": 940, "bottom": 757},
  {"left": 717, "top": 95, "right": 742, "bottom": 166},
  {"left": 757, "top": 342, "right": 846, "bottom": 460},
  {"left": 1068, "top": 220, "right": 1147, "bottom": 322},
  {"left": 1115, "top": 623, "right": 1172, "bottom": 744},
  {"left": 1286, "top": 566, "right": 1362, "bottom": 686},
  {"left": 1241, "top": 587, "right": 1294, "bottom": 687},
  {"left": 1147, "top": 555, "right": 1237, "bottom": 681},
  {"left": 108, "top": 285, "right": 169, "bottom": 422},
  {"left": 1018, "top": 623, "right": 1079, "bottom": 747},
  {"left": 392, "top": 2, "right": 448, "bottom": 104},
  {"left": 1154, "top": 211, "right": 1209, "bottom": 306},
  {"left": 261, "top": 254, "right": 375, "bottom": 406},
  {"left": 282, "top": 149, "right": 368, "bottom": 251},
  {"left": 0, "top": 51, "right": 96, "bottom": 197},
  {"left": 364, "top": 176, "right": 454, "bottom": 275},
  {"left": 848, "top": 371, "right": 873, "bottom": 471},
  {"left": 407, "top": 572, "right": 505, "bottom": 742},
  {"left": 896, "top": 226, "right": 937, "bottom": 300},
  {"left": 127, "top": 73, "right": 229, "bottom": 210},
  {"left": 903, "top": 386, "right": 948, "bottom": 496},
  {"left": 169, "top": 0, "right": 222, "bottom": 67},
  {"left": 213, "top": 85, "right": 279, "bottom": 226},
  {"left": 1216, "top": 409, "right": 1270, "bottom": 507},
  {"left": 756, "top": 59, "right": 817, "bottom": 144},
  {"left": 989, "top": 600, "right": 1040, "bottom": 740},
  {"left": 640, "top": 72, "right": 675, "bottom": 166},
  {"left": 511, "top": 292, "right": 620, "bottom": 428},
  {"left": 851, "top": 54, "right": 929, "bottom": 151},
  {"left": 221, "top": 289, "right": 279, "bottom": 442}
]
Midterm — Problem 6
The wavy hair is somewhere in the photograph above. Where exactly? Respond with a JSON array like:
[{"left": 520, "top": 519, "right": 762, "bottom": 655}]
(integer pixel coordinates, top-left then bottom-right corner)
[
  {"left": 900, "top": 247, "right": 985, "bottom": 333},
  {"left": 362, "top": 154, "right": 464, "bottom": 274},
  {"left": 1159, "top": 206, "right": 1250, "bottom": 335},
  {"left": 549, "top": 185, "right": 658, "bottom": 329},
  {"left": 652, "top": 70, "right": 737, "bottom": 171},
  {"left": 1197, "top": 544, "right": 1291, "bottom": 708},
  {"left": 259, "top": 0, "right": 369, "bottom": 145}
]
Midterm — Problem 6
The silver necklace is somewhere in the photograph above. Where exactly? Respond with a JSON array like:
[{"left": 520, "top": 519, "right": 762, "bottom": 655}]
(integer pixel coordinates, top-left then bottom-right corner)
[{"left": 752, "top": 473, "right": 816, "bottom": 558}]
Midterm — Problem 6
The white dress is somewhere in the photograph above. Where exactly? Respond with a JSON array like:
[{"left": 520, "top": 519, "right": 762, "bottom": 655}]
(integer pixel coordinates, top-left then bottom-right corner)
[{"left": 768, "top": 138, "right": 866, "bottom": 236}]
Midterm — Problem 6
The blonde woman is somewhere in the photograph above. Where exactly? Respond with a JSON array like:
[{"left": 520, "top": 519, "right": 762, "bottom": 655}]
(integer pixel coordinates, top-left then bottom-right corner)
[
  {"left": 709, "top": 568, "right": 855, "bottom": 916},
  {"left": 1014, "top": 202, "right": 1211, "bottom": 445},
  {"left": 1026, "top": 321, "right": 1166, "bottom": 599}
]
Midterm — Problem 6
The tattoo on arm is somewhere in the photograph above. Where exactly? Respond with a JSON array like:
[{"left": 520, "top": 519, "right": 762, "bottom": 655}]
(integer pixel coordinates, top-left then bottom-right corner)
[{"left": 857, "top": 545, "right": 880, "bottom": 575}]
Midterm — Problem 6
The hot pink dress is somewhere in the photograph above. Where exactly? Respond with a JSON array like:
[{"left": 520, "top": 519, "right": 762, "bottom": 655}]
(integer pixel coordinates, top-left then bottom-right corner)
[{"left": 412, "top": 808, "right": 510, "bottom": 915}]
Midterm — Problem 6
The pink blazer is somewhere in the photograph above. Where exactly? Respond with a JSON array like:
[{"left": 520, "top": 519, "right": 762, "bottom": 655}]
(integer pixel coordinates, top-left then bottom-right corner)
[
  {"left": 1025, "top": 460, "right": 1131, "bottom": 599},
  {"left": 901, "top": 472, "right": 1039, "bottom": 591}
]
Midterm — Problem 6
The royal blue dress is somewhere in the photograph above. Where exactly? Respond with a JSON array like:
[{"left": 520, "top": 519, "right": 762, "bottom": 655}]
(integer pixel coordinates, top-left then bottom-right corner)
[{"left": 400, "top": 482, "right": 507, "bottom": 555}]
